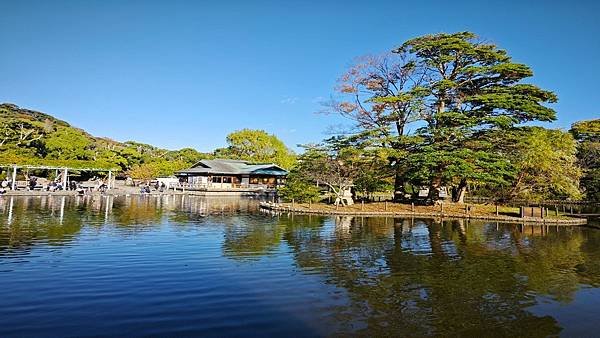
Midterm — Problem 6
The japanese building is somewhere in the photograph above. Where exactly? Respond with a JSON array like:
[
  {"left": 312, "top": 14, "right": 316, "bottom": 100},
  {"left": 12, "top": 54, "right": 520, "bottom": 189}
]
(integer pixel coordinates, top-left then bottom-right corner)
[{"left": 175, "top": 159, "right": 288, "bottom": 189}]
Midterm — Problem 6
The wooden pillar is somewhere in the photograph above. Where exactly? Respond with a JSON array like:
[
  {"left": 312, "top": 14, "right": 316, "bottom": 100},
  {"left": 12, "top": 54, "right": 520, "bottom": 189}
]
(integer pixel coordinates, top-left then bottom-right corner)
[
  {"left": 411, "top": 202, "right": 415, "bottom": 213},
  {"left": 11, "top": 166, "right": 17, "bottom": 190},
  {"left": 108, "top": 170, "right": 113, "bottom": 189},
  {"left": 495, "top": 205, "right": 499, "bottom": 216}
]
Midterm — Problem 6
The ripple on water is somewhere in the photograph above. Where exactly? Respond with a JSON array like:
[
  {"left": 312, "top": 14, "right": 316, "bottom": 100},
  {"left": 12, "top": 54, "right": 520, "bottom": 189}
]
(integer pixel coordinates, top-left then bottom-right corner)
[{"left": 1, "top": 196, "right": 600, "bottom": 337}]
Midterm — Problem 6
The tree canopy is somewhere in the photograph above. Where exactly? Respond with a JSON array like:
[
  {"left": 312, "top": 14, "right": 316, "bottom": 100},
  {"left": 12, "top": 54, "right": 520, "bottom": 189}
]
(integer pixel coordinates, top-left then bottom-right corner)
[
  {"left": 215, "top": 129, "right": 296, "bottom": 168},
  {"left": 571, "top": 119, "right": 600, "bottom": 201},
  {"left": 327, "top": 31, "right": 564, "bottom": 203},
  {"left": 0, "top": 103, "right": 211, "bottom": 177}
]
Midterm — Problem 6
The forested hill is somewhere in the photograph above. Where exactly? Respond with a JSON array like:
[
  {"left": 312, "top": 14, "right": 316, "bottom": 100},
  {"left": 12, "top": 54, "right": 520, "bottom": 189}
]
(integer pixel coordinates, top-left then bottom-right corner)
[
  {"left": 0, "top": 103, "right": 211, "bottom": 176},
  {"left": 0, "top": 103, "right": 297, "bottom": 179}
]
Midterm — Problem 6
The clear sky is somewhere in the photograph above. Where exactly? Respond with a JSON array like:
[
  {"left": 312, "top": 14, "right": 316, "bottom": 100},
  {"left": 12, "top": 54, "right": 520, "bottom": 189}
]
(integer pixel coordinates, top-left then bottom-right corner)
[{"left": 1, "top": 0, "right": 598, "bottom": 152}]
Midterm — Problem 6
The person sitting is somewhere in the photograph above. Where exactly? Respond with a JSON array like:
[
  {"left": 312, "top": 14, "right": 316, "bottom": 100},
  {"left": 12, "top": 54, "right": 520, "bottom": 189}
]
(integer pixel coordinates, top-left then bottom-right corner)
[{"left": 29, "top": 177, "right": 37, "bottom": 191}]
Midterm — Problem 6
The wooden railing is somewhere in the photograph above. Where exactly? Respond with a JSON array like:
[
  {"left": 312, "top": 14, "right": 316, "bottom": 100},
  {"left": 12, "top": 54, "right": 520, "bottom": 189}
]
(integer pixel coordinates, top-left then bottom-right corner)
[{"left": 169, "top": 182, "right": 279, "bottom": 190}]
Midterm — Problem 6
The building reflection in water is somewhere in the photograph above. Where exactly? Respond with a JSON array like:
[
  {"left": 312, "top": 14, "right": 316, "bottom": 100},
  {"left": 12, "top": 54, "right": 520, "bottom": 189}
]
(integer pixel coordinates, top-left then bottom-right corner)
[{"left": 1, "top": 196, "right": 600, "bottom": 336}]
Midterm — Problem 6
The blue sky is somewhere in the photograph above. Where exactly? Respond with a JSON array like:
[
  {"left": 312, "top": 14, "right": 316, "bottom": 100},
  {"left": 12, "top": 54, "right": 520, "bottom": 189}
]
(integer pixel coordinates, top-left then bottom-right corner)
[{"left": 1, "top": 0, "right": 598, "bottom": 152}]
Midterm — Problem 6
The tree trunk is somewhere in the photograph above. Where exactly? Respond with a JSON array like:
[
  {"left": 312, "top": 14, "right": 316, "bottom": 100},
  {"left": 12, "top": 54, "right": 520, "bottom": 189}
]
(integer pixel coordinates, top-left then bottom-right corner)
[
  {"left": 428, "top": 175, "right": 442, "bottom": 202},
  {"left": 393, "top": 164, "right": 405, "bottom": 201},
  {"left": 452, "top": 179, "right": 467, "bottom": 204}
]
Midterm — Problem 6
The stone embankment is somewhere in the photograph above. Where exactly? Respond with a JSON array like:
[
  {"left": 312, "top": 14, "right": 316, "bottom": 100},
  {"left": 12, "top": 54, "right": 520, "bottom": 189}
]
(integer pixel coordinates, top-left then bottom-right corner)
[{"left": 259, "top": 202, "right": 588, "bottom": 225}]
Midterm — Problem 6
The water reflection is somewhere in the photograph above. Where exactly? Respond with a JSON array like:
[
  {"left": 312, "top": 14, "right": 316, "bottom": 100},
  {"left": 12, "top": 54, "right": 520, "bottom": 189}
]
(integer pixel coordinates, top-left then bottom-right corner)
[
  {"left": 225, "top": 214, "right": 600, "bottom": 335},
  {"left": 1, "top": 196, "right": 600, "bottom": 336}
]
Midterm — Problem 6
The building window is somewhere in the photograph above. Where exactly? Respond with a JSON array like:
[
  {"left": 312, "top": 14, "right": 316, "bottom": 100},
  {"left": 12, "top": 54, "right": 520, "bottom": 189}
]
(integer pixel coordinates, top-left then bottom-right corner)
[
  {"left": 212, "top": 177, "right": 222, "bottom": 183},
  {"left": 222, "top": 177, "right": 232, "bottom": 183},
  {"left": 250, "top": 177, "right": 259, "bottom": 184}
]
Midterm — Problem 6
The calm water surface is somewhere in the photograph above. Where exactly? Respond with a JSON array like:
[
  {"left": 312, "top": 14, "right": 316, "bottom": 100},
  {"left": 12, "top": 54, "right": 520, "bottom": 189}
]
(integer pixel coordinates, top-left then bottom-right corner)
[{"left": 1, "top": 195, "right": 600, "bottom": 337}]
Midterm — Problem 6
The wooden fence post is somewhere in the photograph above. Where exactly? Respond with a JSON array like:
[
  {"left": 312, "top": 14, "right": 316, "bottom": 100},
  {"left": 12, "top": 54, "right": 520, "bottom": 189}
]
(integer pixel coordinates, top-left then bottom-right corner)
[{"left": 541, "top": 207, "right": 544, "bottom": 219}]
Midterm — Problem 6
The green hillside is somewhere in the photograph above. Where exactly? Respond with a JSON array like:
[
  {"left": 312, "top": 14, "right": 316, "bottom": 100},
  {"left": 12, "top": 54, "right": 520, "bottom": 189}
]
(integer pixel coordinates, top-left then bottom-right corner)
[{"left": 0, "top": 103, "right": 210, "bottom": 177}]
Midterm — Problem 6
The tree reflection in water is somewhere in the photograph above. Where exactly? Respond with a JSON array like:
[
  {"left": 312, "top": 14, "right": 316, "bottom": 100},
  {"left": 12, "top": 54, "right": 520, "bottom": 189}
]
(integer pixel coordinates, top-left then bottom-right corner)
[
  {"left": 227, "top": 214, "right": 600, "bottom": 336},
  {"left": 2, "top": 196, "right": 600, "bottom": 336}
]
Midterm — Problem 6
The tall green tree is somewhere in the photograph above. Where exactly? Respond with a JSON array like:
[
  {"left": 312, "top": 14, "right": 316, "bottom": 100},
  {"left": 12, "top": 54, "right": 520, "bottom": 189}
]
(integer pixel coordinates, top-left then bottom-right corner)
[
  {"left": 397, "top": 32, "right": 557, "bottom": 202},
  {"left": 328, "top": 53, "right": 427, "bottom": 199},
  {"left": 502, "top": 127, "right": 581, "bottom": 201},
  {"left": 571, "top": 119, "right": 600, "bottom": 201},
  {"left": 215, "top": 129, "right": 296, "bottom": 168},
  {"left": 329, "top": 32, "right": 558, "bottom": 203}
]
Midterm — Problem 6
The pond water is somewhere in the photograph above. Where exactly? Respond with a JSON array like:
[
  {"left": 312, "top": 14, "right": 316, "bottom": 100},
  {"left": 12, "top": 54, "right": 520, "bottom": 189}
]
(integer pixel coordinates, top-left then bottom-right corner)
[{"left": 1, "top": 195, "right": 600, "bottom": 337}]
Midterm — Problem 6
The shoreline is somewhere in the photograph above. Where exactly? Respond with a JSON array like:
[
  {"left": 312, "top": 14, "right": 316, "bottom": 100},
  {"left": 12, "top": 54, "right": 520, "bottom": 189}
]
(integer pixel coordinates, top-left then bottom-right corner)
[
  {"left": 259, "top": 202, "right": 588, "bottom": 225},
  {"left": 0, "top": 192, "right": 591, "bottom": 225},
  {"left": 0, "top": 189, "right": 259, "bottom": 197}
]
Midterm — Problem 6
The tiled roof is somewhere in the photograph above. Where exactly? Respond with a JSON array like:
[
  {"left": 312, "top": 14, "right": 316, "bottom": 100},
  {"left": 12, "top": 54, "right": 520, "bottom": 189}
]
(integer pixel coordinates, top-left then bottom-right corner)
[{"left": 176, "top": 159, "right": 288, "bottom": 176}]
